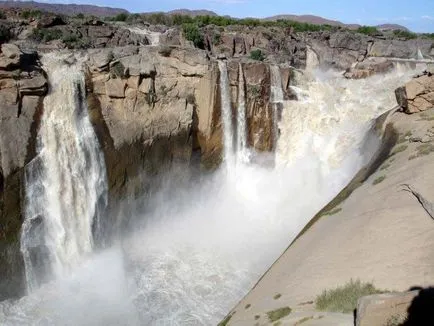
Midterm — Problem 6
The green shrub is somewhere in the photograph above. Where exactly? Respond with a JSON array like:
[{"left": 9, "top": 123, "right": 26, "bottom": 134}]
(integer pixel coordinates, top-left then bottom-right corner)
[
  {"left": 110, "top": 61, "right": 126, "bottom": 78},
  {"left": 21, "top": 10, "right": 42, "bottom": 19},
  {"left": 0, "top": 24, "right": 11, "bottom": 44},
  {"left": 113, "top": 13, "right": 128, "bottom": 22},
  {"left": 315, "top": 279, "right": 384, "bottom": 313},
  {"left": 0, "top": 11, "right": 5, "bottom": 20},
  {"left": 274, "top": 293, "right": 282, "bottom": 300},
  {"left": 266, "top": 307, "right": 292, "bottom": 322},
  {"left": 421, "top": 33, "right": 434, "bottom": 39},
  {"left": 250, "top": 49, "right": 265, "bottom": 61},
  {"left": 390, "top": 144, "right": 408, "bottom": 156},
  {"left": 357, "top": 26, "right": 379, "bottom": 36},
  {"left": 373, "top": 175, "right": 386, "bottom": 185},
  {"left": 75, "top": 13, "right": 85, "bottom": 19},
  {"left": 31, "top": 28, "right": 63, "bottom": 42},
  {"left": 393, "top": 30, "right": 417, "bottom": 39},
  {"left": 182, "top": 23, "right": 204, "bottom": 48}
]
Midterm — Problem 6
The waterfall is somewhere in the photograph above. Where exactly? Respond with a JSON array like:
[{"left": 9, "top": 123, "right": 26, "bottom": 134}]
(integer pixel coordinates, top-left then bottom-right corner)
[
  {"left": 20, "top": 54, "right": 108, "bottom": 292},
  {"left": 417, "top": 48, "right": 424, "bottom": 60},
  {"left": 1, "top": 63, "right": 424, "bottom": 326},
  {"left": 218, "top": 61, "right": 235, "bottom": 165},
  {"left": 270, "top": 66, "right": 284, "bottom": 150},
  {"left": 236, "top": 63, "right": 248, "bottom": 162}
]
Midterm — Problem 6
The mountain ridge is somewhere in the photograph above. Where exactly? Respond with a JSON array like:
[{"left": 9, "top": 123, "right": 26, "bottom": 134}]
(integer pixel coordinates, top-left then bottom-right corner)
[{"left": 0, "top": 1, "right": 410, "bottom": 31}]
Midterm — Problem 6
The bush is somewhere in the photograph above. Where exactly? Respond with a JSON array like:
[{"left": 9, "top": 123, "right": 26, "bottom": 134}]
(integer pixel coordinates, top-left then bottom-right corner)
[
  {"left": 315, "top": 279, "right": 385, "bottom": 313},
  {"left": 110, "top": 61, "right": 126, "bottom": 78},
  {"left": 31, "top": 28, "right": 63, "bottom": 42},
  {"left": 266, "top": 307, "right": 292, "bottom": 322},
  {"left": 182, "top": 23, "right": 204, "bottom": 49},
  {"left": 357, "top": 26, "right": 379, "bottom": 36},
  {"left": 250, "top": 49, "right": 265, "bottom": 61},
  {"left": 112, "top": 13, "right": 128, "bottom": 22},
  {"left": 393, "top": 29, "right": 417, "bottom": 39},
  {"left": 20, "top": 10, "right": 42, "bottom": 19},
  {"left": 75, "top": 13, "right": 84, "bottom": 19},
  {"left": 0, "top": 24, "right": 11, "bottom": 44},
  {"left": 0, "top": 11, "right": 5, "bottom": 20}
]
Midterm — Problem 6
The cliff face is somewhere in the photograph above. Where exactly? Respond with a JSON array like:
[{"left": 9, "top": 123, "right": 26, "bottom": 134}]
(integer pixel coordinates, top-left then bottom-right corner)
[
  {"left": 0, "top": 43, "right": 47, "bottom": 299},
  {"left": 0, "top": 14, "right": 432, "bottom": 300}
]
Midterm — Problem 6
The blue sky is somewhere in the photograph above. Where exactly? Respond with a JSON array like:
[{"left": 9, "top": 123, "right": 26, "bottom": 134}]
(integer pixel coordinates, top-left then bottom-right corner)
[{"left": 42, "top": 0, "right": 434, "bottom": 32}]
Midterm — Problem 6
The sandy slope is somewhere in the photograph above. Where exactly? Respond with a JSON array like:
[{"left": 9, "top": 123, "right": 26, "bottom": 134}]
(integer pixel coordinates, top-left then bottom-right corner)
[{"left": 226, "top": 109, "right": 434, "bottom": 325}]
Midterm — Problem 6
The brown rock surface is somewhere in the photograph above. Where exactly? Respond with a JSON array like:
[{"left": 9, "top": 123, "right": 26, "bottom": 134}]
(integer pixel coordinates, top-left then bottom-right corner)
[
  {"left": 396, "top": 73, "right": 434, "bottom": 113},
  {"left": 0, "top": 43, "right": 47, "bottom": 300},
  {"left": 356, "top": 291, "right": 418, "bottom": 326}
]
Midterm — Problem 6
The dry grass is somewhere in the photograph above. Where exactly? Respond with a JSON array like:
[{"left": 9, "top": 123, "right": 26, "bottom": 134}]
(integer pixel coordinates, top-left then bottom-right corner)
[
  {"left": 390, "top": 144, "right": 408, "bottom": 156},
  {"left": 315, "top": 279, "right": 385, "bottom": 313},
  {"left": 266, "top": 307, "right": 292, "bottom": 322},
  {"left": 373, "top": 175, "right": 386, "bottom": 185}
]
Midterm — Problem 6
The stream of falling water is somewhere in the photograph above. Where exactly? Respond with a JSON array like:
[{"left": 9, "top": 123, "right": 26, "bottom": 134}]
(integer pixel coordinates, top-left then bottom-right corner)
[
  {"left": 270, "top": 65, "right": 284, "bottom": 151},
  {"left": 218, "top": 61, "right": 235, "bottom": 166},
  {"left": 0, "top": 61, "right": 424, "bottom": 326},
  {"left": 20, "top": 54, "right": 108, "bottom": 292},
  {"left": 236, "top": 63, "right": 248, "bottom": 162}
]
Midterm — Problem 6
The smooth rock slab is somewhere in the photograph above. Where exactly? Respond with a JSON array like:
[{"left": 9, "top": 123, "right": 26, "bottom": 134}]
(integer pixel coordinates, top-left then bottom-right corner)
[{"left": 356, "top": 291, "right": 418, "bottom": 326}]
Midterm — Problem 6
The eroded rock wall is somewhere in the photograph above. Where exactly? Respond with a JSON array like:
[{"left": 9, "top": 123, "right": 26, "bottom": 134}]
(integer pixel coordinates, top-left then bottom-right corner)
[{"left": 0, "top": 43, "right": 47, "bottom": 299}]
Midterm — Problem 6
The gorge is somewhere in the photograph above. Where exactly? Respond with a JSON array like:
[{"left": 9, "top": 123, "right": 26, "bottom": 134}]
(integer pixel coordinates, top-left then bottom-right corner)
[{"left": 1, "top": 6, "right": 434, "bottom": 326}]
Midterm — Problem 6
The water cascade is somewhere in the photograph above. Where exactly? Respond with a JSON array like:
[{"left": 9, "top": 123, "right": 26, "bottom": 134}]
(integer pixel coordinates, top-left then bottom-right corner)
[
  {"left": 270, "top": 66, "right": 284, "bottom": 150},
  {"left": 20, "top": 54, "right": 108, "bottom": 292},
  {"left": 218, "top": 61, "right": 235, "bottom": 165},
  {"left": 0, "top": 63, "right": 423, "bottom": 326},
  {"left": 417, "top": 48, "right": 424, "bottom": 60},
  {"left": 236, "top": 63, "right": 248, "bottom": 162}
]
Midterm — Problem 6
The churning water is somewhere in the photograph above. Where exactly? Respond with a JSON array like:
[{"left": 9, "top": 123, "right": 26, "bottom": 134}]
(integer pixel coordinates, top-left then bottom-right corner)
[{"left": 0, "top": 60, "right": 422, "bottom": 325}]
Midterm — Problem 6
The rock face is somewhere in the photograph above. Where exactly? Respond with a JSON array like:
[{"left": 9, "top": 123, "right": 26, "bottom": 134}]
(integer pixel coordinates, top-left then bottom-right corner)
[
  {"left": 86, "top": 46, "right": 210, "bottom": 210},
  {"left": 227, "top": 109, "right": 434, "bottom": 325},
  {"left": 396, "top": 72, "right": 434, "bottom": 113},
  {"left": 356, "top": 291, "right": 418, "bottom": 326},
  {"left": 0, "top": 43, "right": 47, "bottom": 300},
  {"left": 344, "top": 57, "right": 394, "bottom": 79}
]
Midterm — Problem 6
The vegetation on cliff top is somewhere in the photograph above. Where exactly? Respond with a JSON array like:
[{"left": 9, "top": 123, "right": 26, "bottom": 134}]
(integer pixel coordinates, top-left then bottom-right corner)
[{"left": 315, "top": 279, "right": 385, "bottom": 313}]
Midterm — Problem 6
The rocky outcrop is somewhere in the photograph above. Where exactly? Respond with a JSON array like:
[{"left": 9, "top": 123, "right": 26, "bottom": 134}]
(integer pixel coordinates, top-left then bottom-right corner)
[
  {"left": 396, "top": 72, "right": 434, "bottom": 113},
  {"left": 85, "top": 46, "right": 209, "bottom": 204},
  {"left": 0, "top": 43, "right": 47, "bottom": 300},
  {"left": 356, "top": 291, "right": 418, "bottom": 326},
  {"left": 344, "top": 57, "right": 394, "bottom": 79},
  {"left": 226, "top": 108, "right": 434, "bottom": 325}
]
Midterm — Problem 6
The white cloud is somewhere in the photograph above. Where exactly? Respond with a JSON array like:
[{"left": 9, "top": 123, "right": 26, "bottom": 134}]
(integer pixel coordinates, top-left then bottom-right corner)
[{"left": 422, "top": 15, "right": 434, "bottom": 20}]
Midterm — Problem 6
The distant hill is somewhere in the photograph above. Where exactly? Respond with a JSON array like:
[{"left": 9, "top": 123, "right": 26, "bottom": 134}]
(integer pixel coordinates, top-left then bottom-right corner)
[
  {"left": 167, "top": 9, "right": 218, "bottom": 17},
  {"left": 0, "top": 0, "right": 128, "bottom": 17},
  {"left": 376, "top": 24, "right": 409, "bottom": 32},
  {"left": 265, "top": 14, "right": 345, "bottom": 27},
  {"left": 0, "top": 1, "right": 412, "bottom": 32}
]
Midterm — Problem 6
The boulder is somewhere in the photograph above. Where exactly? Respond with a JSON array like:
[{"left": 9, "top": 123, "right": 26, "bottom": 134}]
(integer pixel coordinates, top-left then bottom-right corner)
[
  {"left": 356, "top": 291, "right": 418, "bottom": 326},
  {"left": 18, "top": 75, "right": 48, "bottom": 96},
  {"left": 37, "top": 15, "right": 66, "bottom": 28},
  {"left": 105, "top": 78, "right": 126, "bottom": 98},
  {"left": 344, "top": 58, "right": 394, "bottom": 79},
  {"left": 395, "top": 73, "right": 434, "bottom": 113},
  {"left": 0, "top": 43, "right": 22, "bottom": 69}
]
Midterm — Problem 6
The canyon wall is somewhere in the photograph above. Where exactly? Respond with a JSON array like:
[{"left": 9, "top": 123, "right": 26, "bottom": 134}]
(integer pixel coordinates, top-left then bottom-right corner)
[{"left": 0, "top": 16, "right": 433, "bottom": 299}]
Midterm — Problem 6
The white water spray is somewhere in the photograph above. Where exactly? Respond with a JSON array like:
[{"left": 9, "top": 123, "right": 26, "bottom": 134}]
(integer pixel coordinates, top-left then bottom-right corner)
[
  {"left": 20, "top": 54, "right": 108, "bottom": 292},
  {"left": 0, "top": 63, "right": 424, "bottom": 326}
]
